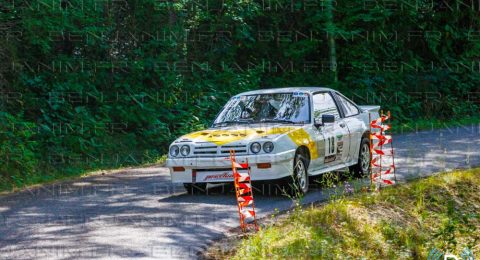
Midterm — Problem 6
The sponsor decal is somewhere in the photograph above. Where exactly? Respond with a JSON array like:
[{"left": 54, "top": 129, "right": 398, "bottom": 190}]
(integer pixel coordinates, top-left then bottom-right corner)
[
  {"left": 336, "top": 140, "right": 344, "bottom": 160},
  {"left": 324, "top": 155, "right": 336, "bottom": 163},
  {"left": 324, "top": 136, "right": 343, "bottom": 163},
  {"left": 292, "top": 92, "right": 306, "bottom": 97},
  {"left": 203, "top": 173, "right": 234, "bottom": 181}
]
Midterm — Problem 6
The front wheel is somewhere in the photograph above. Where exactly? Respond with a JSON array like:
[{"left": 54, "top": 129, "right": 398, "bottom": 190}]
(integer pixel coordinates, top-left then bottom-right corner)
[
  {"left": 290, "top": 154, "right": 309, "bottom": 195},
  {"left": 349, "top": 138, "right": 371, "bottom": 177}
]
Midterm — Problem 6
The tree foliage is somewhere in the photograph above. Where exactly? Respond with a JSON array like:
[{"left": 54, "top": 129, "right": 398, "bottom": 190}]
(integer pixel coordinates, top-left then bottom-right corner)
[{"left": 0, "top": 0, "right": 479, "bottom": 188}]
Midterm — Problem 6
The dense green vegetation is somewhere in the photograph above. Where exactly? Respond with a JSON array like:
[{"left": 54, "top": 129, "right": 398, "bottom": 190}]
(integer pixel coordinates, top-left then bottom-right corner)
[
  {"left": 206, "top": 169, "right": 480, "bottom": 259},
  {"left": 1, "top": 0, "right": 479, "bottom": 190}
]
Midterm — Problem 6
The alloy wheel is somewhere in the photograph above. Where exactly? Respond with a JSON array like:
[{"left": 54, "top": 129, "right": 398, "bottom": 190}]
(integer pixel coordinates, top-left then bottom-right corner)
[
  {"left": 295, "top": 159, "right": 307, "bottom": 191},
  {"left": 360, "top": 143, "right": 370, "bottom": 173}
]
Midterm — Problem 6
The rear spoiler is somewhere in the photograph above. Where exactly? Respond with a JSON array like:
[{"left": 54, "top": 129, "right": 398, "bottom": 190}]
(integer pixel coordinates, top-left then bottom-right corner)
[{"left": 359, "top": 105, "right": 380, "bottom": 113}]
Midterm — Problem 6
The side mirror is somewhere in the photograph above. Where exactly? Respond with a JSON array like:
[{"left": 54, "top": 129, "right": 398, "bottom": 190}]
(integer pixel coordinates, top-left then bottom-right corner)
[
  {"left": 322, "top": 114, "right": 335, "bottom": 124},
  {"left": 314, "top": 115, "right": 335, "bottom": 128}
]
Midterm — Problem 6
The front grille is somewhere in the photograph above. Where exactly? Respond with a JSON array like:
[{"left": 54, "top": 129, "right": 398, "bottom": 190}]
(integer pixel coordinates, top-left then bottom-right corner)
[
  {"left": 220, "top": 144, "right": 247, "bottom": 155},
  {"left": 220, "top": 150, "right": 247, "bottom": 154},
  {"left": 193, "top": 146, "right": 218, "bottom": 155},
  {"left": 194, "top": 151, "right": 218, "bottom": 154},
  {"left": 192, "top": 144, "right": 248, "bottom": 157},
  {"left": 221, "top": 145, "right": 245, "bottom": 148}
]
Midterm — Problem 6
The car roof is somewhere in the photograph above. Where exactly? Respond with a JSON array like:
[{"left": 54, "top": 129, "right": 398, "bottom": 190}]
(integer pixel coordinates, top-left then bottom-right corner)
[{"left": 235, "top": 87, "right": 334, "bottom": 96}]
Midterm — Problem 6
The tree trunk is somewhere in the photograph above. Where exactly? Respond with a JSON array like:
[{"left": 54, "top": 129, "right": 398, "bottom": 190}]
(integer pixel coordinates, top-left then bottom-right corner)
[{"left": 325, "top": 0, "right": 338, "bottom": 83}]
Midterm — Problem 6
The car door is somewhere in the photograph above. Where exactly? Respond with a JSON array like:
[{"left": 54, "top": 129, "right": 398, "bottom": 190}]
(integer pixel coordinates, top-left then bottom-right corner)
[
  {"left": 310, "top": 92, "right": 350, "bottom": 170},
  {"left": 333, "top": 92, "right": 365, "bottom": 165}
]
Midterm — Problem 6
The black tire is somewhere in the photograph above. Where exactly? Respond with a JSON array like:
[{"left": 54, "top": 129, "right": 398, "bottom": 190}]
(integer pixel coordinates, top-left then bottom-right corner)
[
  {"left": 290, "top": 153, "right": 309, "bottom": 195},
  {"left": 349, "top": 138, "right": 371, "bottom": 177},
  {"left": 183, "top": 183, "right": 207, "bottom": 194}
]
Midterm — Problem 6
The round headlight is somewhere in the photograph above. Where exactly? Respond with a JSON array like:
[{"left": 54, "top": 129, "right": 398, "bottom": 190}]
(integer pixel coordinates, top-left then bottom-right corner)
[
  {"left": 180, "top": 145, "right": 190, "bottom": 156},
  {"left": 263, "top": 142, "right": 274, "bottom": 153},
  {"left": 169, "top": 145, "right": 179, "bottom": 157},
  {"left": 250, "top": 142, "right": 261, "bottom": 154}
]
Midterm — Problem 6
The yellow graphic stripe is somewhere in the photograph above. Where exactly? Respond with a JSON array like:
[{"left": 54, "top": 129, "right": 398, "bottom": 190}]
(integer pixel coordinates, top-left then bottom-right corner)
[
  {"left": 183, "top": 127, "right": 295, "bottom": 146},
  {"left": 183, "top": 127, "right": 318, "bottom": 159},
  {"left": 184, "top": 129, "right": 249, "bottom": 145},
  {"left": 287, "top": 129, "right": 318, "bottom": 159}
]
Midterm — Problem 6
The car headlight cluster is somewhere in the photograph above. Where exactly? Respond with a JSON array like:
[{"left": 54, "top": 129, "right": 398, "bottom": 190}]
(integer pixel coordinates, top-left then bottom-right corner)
[
  {"left": 170, "top": 145, "right": 190, "bottom": 157},
  {"left": 263, "top": 141, "right": 274, "bottom": 153},
  {"left": 180, "top": 145, "right": 190, "bottom": 156},
  {"left": 250, "top": 142, "right": 274, "bottom": 154}
]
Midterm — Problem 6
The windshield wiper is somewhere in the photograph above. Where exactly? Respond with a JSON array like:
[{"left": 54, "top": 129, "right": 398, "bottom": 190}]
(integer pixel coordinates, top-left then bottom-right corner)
[
  {"left": 214, "top": 119, "right": 253, "bottom": 127},
  {"left": 259, "top": 119, "right": 299, "bottom": 124}
]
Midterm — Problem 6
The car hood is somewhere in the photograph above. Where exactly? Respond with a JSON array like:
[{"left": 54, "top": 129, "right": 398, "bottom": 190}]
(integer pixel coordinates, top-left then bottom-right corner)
[{"left": 175, "top": 124, "right": 304, "bottom": 146}]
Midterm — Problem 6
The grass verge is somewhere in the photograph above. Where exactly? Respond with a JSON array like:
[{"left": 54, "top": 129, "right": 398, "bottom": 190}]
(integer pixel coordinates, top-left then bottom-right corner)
[{"left": 208, "top": 168, "right": 479, "bottom": 259}]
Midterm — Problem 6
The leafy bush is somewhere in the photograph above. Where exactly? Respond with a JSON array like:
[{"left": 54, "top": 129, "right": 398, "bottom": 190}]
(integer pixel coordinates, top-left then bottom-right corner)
[{"left": 0, "top": 0, "right": 479, "bottom": 189}]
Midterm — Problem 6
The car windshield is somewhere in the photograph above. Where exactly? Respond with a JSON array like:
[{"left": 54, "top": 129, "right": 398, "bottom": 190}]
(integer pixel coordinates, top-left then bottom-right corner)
[{"left": 213, "top": 92, "right": 310, "bottom": 126}]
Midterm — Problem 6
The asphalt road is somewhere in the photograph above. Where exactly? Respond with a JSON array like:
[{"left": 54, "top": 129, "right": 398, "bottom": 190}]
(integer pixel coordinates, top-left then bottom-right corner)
[{"left": 1, "top": 125, "right": 479, "bottom": 259}]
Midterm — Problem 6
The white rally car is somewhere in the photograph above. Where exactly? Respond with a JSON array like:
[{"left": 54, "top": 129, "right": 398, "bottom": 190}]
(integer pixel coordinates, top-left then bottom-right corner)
[{"left": 167, "top": 87, "right": 380, "bottom": 194}]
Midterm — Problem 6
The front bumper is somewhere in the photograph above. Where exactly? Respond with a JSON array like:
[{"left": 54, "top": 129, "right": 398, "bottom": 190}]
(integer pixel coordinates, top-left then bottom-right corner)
[{"left": 166, "top": 149, "right": 296, "bottom": 183}]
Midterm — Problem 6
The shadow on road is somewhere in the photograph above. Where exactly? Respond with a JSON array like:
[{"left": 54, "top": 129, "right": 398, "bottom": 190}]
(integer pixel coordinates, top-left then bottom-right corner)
[{"left": 0, "top": 126, "right": 478, "bottom": 259}]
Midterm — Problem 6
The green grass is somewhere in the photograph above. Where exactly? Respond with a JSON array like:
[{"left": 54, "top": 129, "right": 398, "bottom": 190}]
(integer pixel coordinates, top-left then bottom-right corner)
[{"left": 223, "top": 169, "right": 479, "bottom": 259}]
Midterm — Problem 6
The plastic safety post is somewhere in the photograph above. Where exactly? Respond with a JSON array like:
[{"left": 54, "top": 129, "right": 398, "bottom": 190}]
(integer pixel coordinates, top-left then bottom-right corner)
[
  {"left": 369, "top": 111, "right": 397, "bottom": 188},
  {"left": 230, "top": 150, "right": 259, "bottom": 232}
]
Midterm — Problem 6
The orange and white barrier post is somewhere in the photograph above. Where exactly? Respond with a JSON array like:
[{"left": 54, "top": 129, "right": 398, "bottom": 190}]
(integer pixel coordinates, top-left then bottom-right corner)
[
  {"left": 230, "top": 150, "right": 259, "bottom": 232},
  {"left": 369, "top": 111, "right": 397, "bottom": 188}
]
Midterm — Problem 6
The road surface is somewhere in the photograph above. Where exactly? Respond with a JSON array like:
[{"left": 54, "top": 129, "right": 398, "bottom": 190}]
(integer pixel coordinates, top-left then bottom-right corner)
[{"left": 0, "top": 125, "right": 479, "bottom": 259}]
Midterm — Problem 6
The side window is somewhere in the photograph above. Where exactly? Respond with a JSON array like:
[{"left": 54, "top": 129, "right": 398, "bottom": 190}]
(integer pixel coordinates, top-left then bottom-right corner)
[
  {"left": 312, "top": 93, "right": 340, "bottom": 120},
  {"left": 336, "top": 94, "right": 359, "bottom": 117}
]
